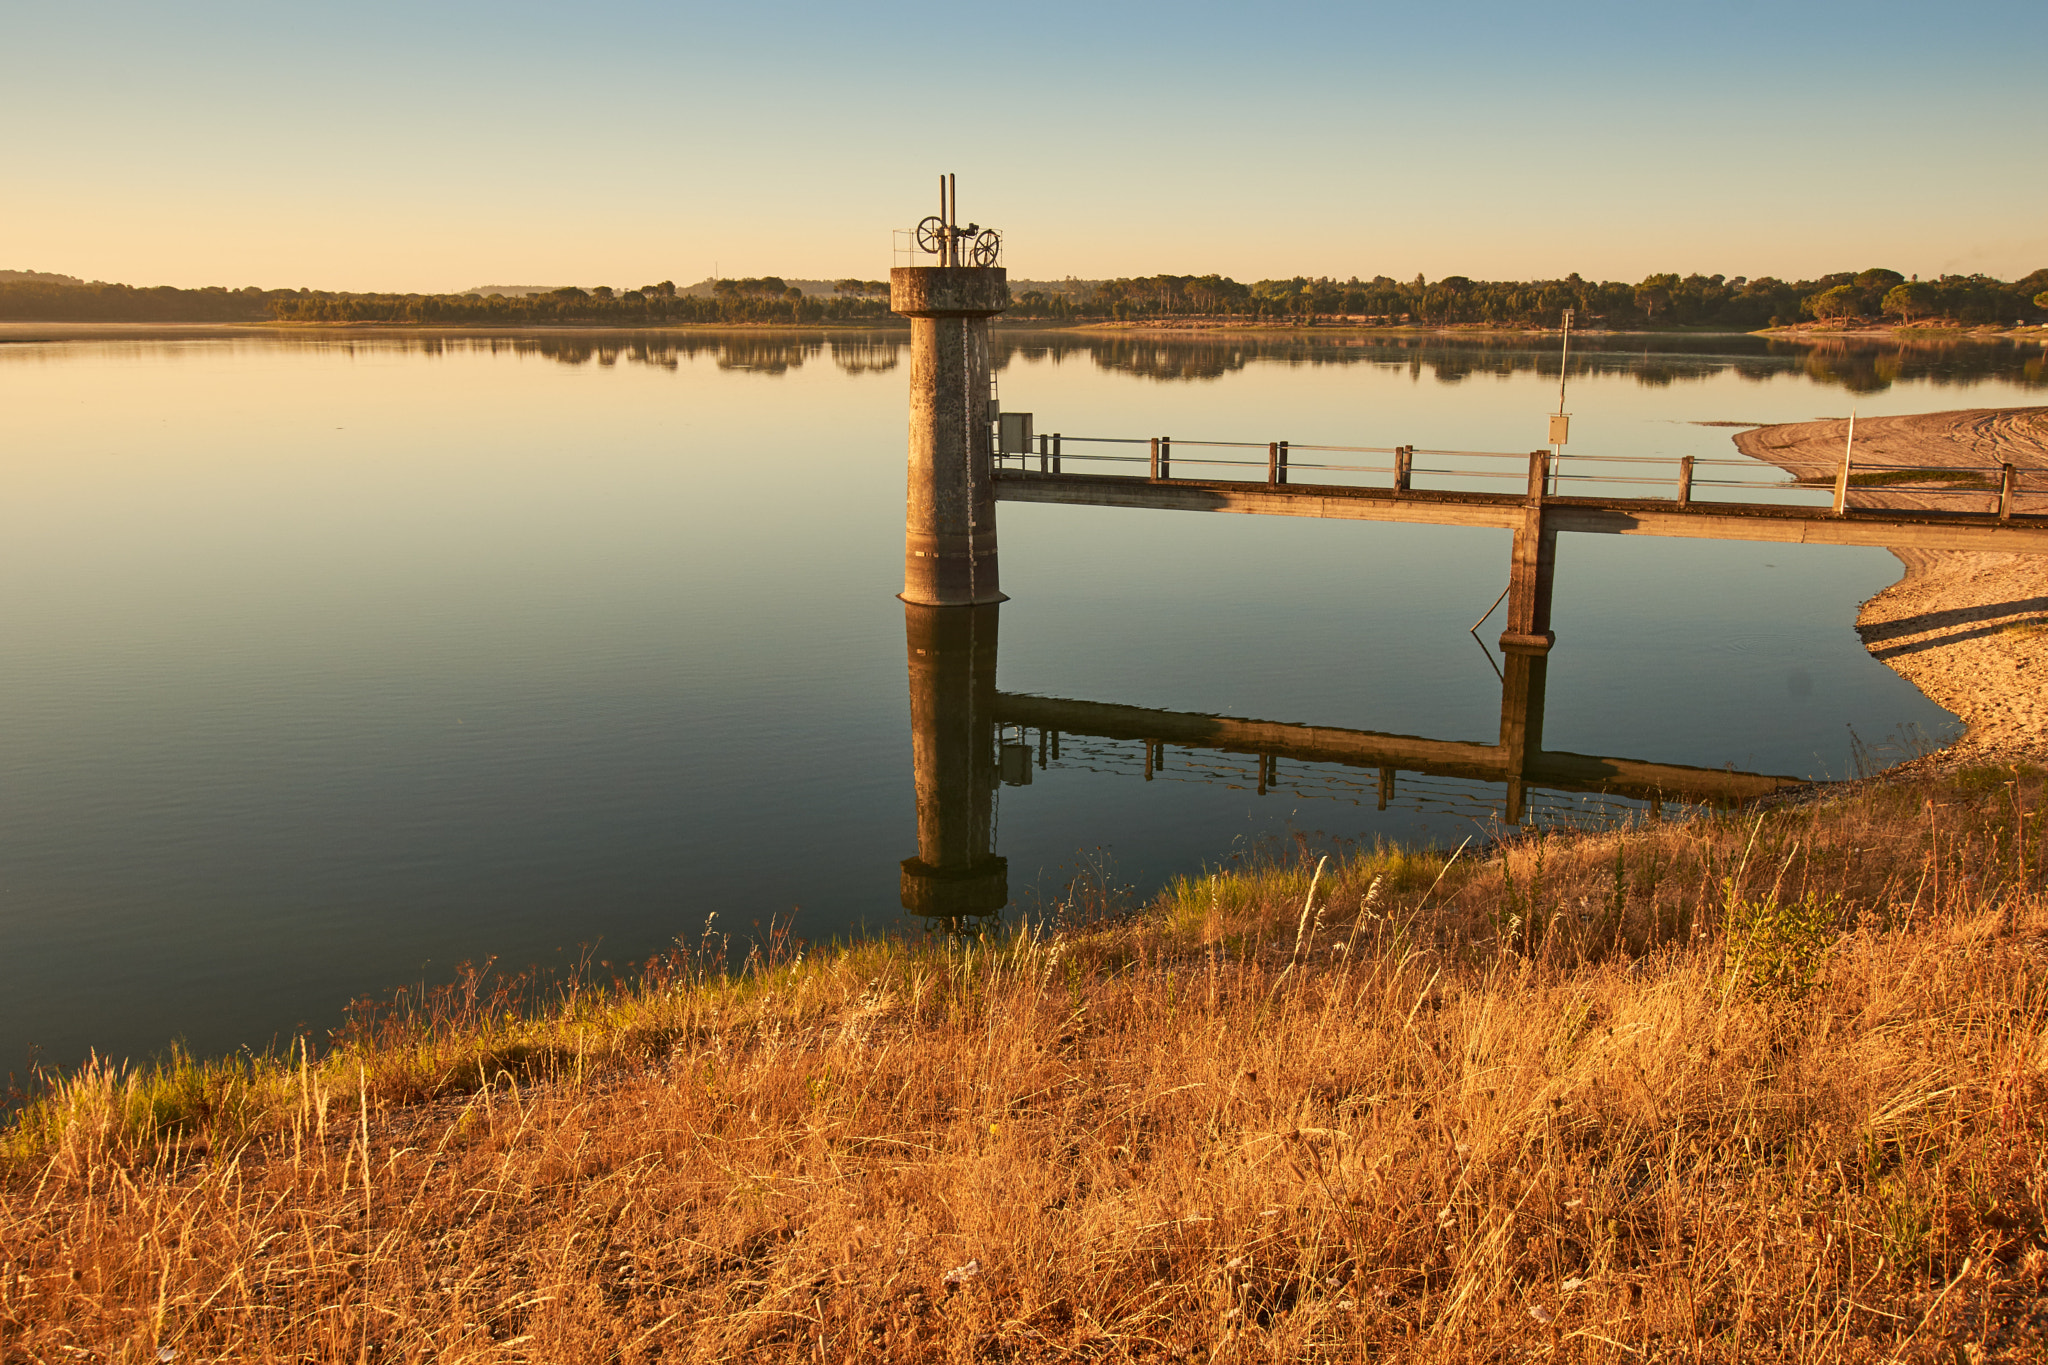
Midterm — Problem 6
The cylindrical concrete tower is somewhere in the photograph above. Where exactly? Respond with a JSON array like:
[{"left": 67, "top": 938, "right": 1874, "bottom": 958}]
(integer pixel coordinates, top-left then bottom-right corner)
[
  {"left": 891, "top": 265, "right": 1010, "bottom": 606},
  {"left": 899, "top": 602, "right": 1007, "bottom": 919}
]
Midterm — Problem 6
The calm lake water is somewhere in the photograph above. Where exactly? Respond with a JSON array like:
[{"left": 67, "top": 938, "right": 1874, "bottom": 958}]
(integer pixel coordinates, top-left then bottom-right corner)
[{"left": 2, "top": 327, "right": 2040, "bottom": 1074}]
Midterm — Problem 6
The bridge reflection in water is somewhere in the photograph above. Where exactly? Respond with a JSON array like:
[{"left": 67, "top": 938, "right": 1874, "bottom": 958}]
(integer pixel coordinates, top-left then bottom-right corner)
[{"left": 897, "top": 602, "right": 1804, "bottom": 928}]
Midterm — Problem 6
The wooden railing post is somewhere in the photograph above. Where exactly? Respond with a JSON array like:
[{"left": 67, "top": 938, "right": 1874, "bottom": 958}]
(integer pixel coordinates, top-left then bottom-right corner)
[
  {"left": 1052, "top": 433, "right": 1061, "bottom": 474},
  {"left": 1037, "top": 433, "right": 1048, "bottom": 474},
  {"left": 1149, "top": 437, "right": 1160, "bottom": 480},
  {"left": 1527, "top": 450, "right": 1550, "bottom": 502},
  {"left": 1267, "top": 441, "right": 1279, "bottom": 484},
  {"left": 1278, "top": 440, "right": 1290, "bottom": 485},
  {"left": 2000, "top": 463, "right": 2017, "bottom": 520},
  {"left": 1394, "top": 445, "right": 1413, "bottom": 494},
  {"left": 1677, "top": 455, "right": 1695, "bottom": 509},
  {"left": 1160, "top": 435, "right": 1172, "bottom": 480}
]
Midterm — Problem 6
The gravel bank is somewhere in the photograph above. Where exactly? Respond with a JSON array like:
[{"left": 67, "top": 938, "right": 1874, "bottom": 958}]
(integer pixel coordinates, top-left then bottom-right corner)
[{"left": 1732, "top": 408, "right": 2048, "bottom": 769}]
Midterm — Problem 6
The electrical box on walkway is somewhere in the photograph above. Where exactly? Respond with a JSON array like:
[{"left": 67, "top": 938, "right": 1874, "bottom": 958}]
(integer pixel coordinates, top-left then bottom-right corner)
[{"left": 999, "top": 411, "right": 1034, "bottom": 456}]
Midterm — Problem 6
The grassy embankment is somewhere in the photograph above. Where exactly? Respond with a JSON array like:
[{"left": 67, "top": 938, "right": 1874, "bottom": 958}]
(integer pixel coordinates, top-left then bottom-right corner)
[{"left": 4, "top": 767, "right": 2047, "bottom": 1361}]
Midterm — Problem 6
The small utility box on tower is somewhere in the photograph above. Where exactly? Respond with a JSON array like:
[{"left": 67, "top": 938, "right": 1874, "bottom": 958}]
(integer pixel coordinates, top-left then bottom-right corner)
[
  {"left": 1549, "top": 413, "right": 1570, "bottom": 445},
  {"left": 998, "top": 412, "right": 1034, "bottom": 457}
]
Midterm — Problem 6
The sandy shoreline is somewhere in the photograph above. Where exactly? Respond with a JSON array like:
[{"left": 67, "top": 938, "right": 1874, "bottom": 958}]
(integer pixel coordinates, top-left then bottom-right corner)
[{"left": 1733, "top": 408, "right": 2048, "bottom": 769}]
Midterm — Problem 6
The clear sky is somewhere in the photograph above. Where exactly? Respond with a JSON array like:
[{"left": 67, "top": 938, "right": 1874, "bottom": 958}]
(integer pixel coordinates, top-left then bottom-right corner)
[{"left": 5, "top": 0, "right": 2044, "bottom": 292}]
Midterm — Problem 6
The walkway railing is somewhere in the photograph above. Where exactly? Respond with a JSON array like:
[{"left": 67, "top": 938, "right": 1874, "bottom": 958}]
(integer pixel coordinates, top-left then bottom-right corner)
[{"left": 998, "top": 430, "right": 2035, "bottom": 517}]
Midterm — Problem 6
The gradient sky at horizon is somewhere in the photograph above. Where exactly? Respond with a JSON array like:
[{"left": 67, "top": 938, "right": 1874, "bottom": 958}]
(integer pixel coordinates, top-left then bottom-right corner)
[{"left": 6, "top": 0, "right": 2044, "bottom": 293}]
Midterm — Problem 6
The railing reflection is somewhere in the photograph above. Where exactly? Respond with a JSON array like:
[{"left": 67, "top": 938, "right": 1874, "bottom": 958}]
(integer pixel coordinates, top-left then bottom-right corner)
[{"left": 898, "top": 602, "right": 1804, "bottom": 927}]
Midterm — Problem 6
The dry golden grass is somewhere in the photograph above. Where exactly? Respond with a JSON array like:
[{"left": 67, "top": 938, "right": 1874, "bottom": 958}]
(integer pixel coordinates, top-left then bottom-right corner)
[{"left": 5, "top": 769, "right": 2048, "bottom": 1362}]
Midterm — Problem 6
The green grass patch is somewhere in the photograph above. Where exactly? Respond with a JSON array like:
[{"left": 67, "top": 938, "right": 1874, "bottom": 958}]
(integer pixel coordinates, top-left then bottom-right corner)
[{"left": 1951, "top": 763, "right": 2045, "bottom": 791}]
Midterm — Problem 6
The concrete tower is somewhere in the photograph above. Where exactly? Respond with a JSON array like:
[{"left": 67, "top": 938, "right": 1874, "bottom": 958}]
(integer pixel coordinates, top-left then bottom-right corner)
[{"left": 891, "top": 178, "right": 1010, "bottom": 606}]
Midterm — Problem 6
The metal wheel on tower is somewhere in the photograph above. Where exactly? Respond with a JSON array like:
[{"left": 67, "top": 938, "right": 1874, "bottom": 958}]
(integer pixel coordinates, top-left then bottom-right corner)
[
  {"left": 915, "top": 217, "right": 947, "bottom": 257},
  {"left": 970, "top": 229, "right": 1002, "bottom": 267}
]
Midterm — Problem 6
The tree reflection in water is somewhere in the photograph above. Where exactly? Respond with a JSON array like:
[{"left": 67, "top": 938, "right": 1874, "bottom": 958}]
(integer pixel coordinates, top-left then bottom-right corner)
[{"left": 132, "top": 329, "right": 2044, "bottom": 394}]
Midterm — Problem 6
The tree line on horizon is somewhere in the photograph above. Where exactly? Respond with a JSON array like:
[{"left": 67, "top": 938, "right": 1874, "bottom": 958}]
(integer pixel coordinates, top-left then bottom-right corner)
[
  {"left": 267, "top": 278, "right": 898, "bottom": 326},
  {"left": 1, "top": 268, "right": 2043, "bottom": 328},
  {"left": 0, "top": 278, "right": 898, "bottom": 326},
  {"left": 1016, "top": 267, "right": 2048, "bottom": 329}
]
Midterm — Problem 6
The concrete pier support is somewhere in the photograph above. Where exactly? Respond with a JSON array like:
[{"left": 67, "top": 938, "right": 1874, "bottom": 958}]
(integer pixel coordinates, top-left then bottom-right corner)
[
  {"left": 891, "top": 266, "right": 1010, "bottom": 605},
  {"left": 1495, "top": 647, "right": 1550, "bottom": 824},
  {"left": 900, "top": 602, "right": 1007, "bottom": 920},
  {"left": 1499, "top": 450, "right": 1557, "bottom": 654}
]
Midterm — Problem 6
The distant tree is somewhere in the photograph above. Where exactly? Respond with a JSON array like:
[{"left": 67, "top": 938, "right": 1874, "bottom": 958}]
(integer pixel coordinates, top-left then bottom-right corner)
[
  {"left": 591, "top": 286, "right": 614, "bottom": 300},
  {"left": 1883, "top": 281, "right": 1939, "bottom": 323},
  {"left": 2035, "top": 290, "right": 2048, "bottom": 311},
  {"left": 1853, "top": 268, "right": 1904, "bottom": 291},
  {"left": 1804, "top": 285, "right": 1860, "bottom": 321},
  {"left": 834, "top": 278, "right": 865, "bottom": 295},
  {"left": 1626, "top": 273, "right": 1679, "bottom": 322}
]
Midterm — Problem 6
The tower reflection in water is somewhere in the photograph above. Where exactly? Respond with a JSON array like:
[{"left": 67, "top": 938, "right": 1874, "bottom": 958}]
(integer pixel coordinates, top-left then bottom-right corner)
[
  {"left": 897, "top": 602, "right": 1801, "bottom": 932},
  {"left": 899, "top": 604, "right": 1007, "bottom": 932}
]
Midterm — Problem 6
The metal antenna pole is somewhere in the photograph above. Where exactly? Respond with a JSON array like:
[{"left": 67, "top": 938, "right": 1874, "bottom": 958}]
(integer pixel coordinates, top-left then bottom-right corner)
[
  {"left": 1546, "top": 308, "right": 1574, "bottom": 494},
  {"left": 1556, "top": 309, "right": 1572, "bottom": 419}
]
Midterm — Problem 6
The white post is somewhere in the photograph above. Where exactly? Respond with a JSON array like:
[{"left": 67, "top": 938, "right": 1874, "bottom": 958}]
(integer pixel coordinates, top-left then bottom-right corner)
[{"left": 1832, "top": 409, "right": 1855, "bottom": 515}]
